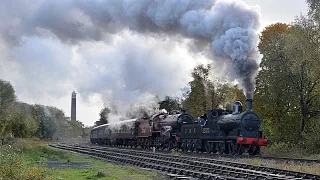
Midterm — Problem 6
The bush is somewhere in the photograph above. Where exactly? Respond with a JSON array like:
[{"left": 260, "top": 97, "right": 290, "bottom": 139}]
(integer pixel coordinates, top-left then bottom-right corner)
[
  {"left": 0, "top": 141, "right": 52, "bottom": 180},
  {"left": 301, "top": 119, "right": 320, "bottom": 154},
  {"left": 0, "top": 147, "right": 23, "bottom": 179},
  {"left": 261, "top": 142, "right": 307, "bottom": 157}
]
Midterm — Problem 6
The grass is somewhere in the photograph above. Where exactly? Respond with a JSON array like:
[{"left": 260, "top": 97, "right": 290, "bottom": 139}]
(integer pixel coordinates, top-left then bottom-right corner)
[
  {"left": 52, "top": 152, "right": 165, "bottom": 180},
  {"left": 0, "top": 138, "right": 166, "bottom": 180},
  {"left": 260, "top": 142, "right": 320, "bottom": 159}
]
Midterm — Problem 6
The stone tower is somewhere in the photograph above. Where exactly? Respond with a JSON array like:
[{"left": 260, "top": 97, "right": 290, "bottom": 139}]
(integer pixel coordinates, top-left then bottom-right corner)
[{"left": 71, "top": 90, "right": 77, "bottom": 120}]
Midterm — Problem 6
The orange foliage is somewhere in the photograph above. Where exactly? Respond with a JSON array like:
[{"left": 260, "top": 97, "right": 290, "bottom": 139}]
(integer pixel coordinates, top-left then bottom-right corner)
[{"left": 259, "top": 23, "right": 290, "bottom": 48}]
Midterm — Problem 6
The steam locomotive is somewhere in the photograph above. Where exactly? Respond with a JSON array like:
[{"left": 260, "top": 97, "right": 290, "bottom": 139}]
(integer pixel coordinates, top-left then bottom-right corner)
[{"left": 90, "top": 99, "right": 270, "bottom": 155}]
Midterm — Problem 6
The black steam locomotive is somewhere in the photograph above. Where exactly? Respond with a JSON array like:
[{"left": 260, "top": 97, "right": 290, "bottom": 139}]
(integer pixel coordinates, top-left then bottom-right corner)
[{"left": 90, "top": 99, "right": 269, "bottom": 155}]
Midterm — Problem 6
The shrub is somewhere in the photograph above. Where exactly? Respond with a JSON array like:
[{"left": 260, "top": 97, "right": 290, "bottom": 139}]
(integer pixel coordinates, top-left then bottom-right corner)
[
  {"left": 261, "top": 142, "right": 307, "bottom": 157},
  {"left": 0, "top": 142, "right": 52, "bottom": 180}
]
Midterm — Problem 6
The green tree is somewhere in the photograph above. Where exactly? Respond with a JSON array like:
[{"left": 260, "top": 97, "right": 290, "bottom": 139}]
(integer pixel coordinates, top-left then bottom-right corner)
[
  {"left": 307, "top": 0, "right": 320, "bottom": 24},
  {"left": 183, "top": 65, "right": 233, "bottom": 117},
  {"left": 68, "top": 119, "right": 85, "bottom": 138},
  {"left": 284, "top": 20, "right": 320, "bottom": 142},
  {"left": 159, "top": 96, "right": 180, "bottom": 112},
  {"left": 11, "top": 102, "right": 38, "bottom": 138},
  {"left": 207, "top": 80, "right": 233, "bottom": 110},
  {"left": 183, "top": 64, "right": 209, "bottom": 117},
  {"left": 32, "top": 105, "right": 58, "bottom": 139},
  {"left": 95, "top": 107, "right": 111, "bottom": 126},
  {"left": 0, "top": 80, "right": 16, "bottom": 144}
]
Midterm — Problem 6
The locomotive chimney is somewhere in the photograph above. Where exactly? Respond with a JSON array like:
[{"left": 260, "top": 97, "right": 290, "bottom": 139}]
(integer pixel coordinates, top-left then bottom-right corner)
[{"left": 246, "top": 99, "right": 253, "bottom": 111}]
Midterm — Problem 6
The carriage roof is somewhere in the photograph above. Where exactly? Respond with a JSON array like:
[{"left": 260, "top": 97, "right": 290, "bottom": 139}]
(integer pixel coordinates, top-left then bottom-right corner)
[{"left": 91, "top": 118, "right": 137, "bottom": 130}]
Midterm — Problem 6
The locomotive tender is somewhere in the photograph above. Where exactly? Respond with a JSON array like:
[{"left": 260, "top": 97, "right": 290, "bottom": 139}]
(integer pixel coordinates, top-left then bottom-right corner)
[{"left": 90, "top": 99, "right": 270, "bottom": 155}]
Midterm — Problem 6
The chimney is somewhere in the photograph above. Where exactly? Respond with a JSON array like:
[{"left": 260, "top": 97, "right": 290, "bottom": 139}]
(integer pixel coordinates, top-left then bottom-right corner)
[
  {"left": 246, "top": 99, "right": 253, "bottom": 111},
  {"left": 71, "top": 90, "right": 77, "bottom": 120}
]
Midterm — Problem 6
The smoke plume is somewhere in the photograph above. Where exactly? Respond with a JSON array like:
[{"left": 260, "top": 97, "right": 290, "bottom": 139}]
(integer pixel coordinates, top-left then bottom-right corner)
[
  {"left": 0, "top": 0, "right": 262, "bottom": 124},
  {"left": 2, "top": 0, "right": 261, "bottom": 98}
]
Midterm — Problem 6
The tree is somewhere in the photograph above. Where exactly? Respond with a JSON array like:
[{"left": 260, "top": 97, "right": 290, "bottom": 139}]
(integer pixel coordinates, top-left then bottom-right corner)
[
  {"left": 207, "top": 80, "right": 233, "bottom": 110},
  {"left": 183, "top": 64, "right": 233, "bottom": 118},
  {"left": 159, "top": 96, "right": 180, "bottom": 112},
  {"left": 284, "top": 20, "right": 320, "bottom": 141},
  {"left": 0, "top": 79, "right": 87, "bottom": 142},
  {"left": 32, "top": 105, "right": 58, "bottom": 139},
  {"left": 307, "top": 0, "right": 320, "bottom": 25},
  {"left": 256, "top": 20, "right": 320, "bottom": 143},
  {"left": 68, "top": 119, "right": 85, "bottom": 138},
  {"left": 183, "top": 64, "right": 210, "bottom": 117},
  {"left": 232, "top": 86, "right": 246, "bottom": 109},
  {"left": 255, "top": 23, "right": 300, "bottom": 142},
  {"left": 95, "top": 107, "right": 111, "bottom": 126},
  {"left": 0, "top": 80, "right": 16, "bottom": 144},
  {"left": 11, "top": 102, "right": 38, "bottom": 138}
]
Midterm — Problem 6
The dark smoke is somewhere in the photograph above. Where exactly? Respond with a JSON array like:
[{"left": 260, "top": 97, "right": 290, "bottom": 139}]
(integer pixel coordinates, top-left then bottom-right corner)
[{"left": 1, "top": 0, "right": 262, "bottom": 98}]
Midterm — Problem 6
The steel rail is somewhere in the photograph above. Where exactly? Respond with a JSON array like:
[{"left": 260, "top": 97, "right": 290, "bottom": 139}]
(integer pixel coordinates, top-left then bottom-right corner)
[
  {"left": 49, "top": 144, "right": 316, "bottom": 180},
  {"left": 85, "top": 145, "right": 320, "bottom": 180}
]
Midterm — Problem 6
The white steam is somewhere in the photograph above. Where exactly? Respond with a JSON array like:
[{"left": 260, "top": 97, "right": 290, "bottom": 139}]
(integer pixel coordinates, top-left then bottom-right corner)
[{"left": 0, "top": 0, "right": 262, "bottom": 124}]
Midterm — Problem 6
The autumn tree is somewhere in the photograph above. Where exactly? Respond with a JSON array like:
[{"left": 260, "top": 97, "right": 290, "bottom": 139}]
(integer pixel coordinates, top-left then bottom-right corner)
[
  {"left": 255, "top": 23, "right": 299, "bottom": 142},
  {"left": 256, "top": 18, "right": 320, "bottom": 145}
]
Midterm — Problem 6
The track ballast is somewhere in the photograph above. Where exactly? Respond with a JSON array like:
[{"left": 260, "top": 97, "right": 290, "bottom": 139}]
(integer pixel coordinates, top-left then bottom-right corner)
[{"left": 49, "top": 144, "right": 319, "bottom": 180}]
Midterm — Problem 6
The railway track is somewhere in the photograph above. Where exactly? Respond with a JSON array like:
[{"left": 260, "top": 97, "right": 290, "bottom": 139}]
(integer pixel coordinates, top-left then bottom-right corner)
[
  {"left": 49, "top": 144, "right": 319, "bottom": 180},
  {"left": 86, "top": 143, "right": 320, "bottom": 165}
]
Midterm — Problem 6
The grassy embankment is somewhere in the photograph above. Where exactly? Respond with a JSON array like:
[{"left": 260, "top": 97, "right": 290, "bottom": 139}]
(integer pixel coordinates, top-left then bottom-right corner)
[{"left": 0, "top": 139, "right": 165, "bottom": 180}]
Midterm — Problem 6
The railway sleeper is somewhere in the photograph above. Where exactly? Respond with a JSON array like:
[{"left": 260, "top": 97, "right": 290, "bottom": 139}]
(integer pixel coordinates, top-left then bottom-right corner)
[{"left": 51, "top": 145, "right": 317, "bottom": 179}]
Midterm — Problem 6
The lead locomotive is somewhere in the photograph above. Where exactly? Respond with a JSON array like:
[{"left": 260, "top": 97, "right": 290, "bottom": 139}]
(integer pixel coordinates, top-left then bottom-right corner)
[{"left": 90, "top": 99, "right": 270, "bottom": 155}]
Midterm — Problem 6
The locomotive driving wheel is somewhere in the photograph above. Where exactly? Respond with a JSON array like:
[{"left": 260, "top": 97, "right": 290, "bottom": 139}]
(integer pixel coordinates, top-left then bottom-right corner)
[
  {"left": 237, "top": 144, "right": 244, "bottom": 155},
  {"left": 228, "top": 141, "right": 238, "bottom": 155},
  {"left": 204, "top": 141, "right": 214, "bottom": 153},
  {"left": 189, "top": 140, "right": 195, "bottom": 152},
  {"left": 186, "top": 140, "right": 192, "bottom": 152},
  {"left": 217, "top": 141, "right": 226, "bottom": 154},
  {"left": 181, "top": 139, "right": 187, "bottom": 151},
  {"left": 168, "top": 139, "right": 174, "bottom": 150},
  {"left": 195, "top": 140, "right": 202, "bottom": 153},
  {"left": 248, "top": 145, "right": 260, "bottom": 155}
]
